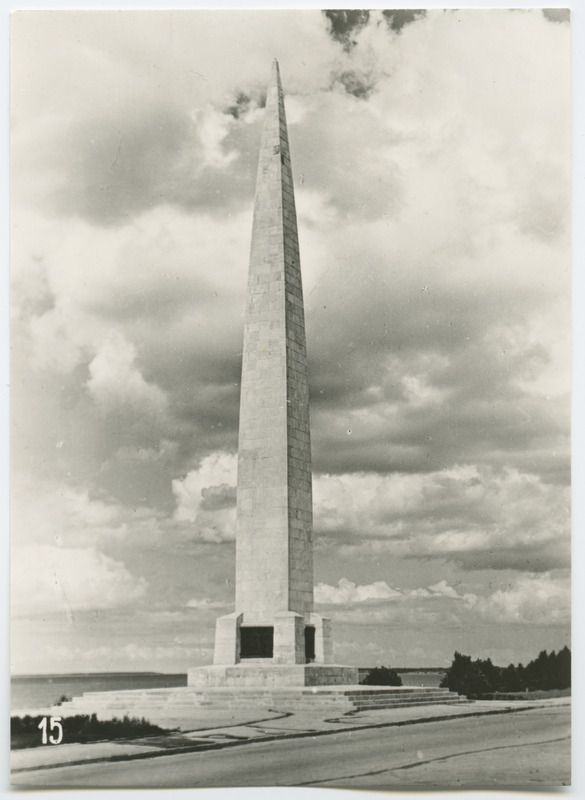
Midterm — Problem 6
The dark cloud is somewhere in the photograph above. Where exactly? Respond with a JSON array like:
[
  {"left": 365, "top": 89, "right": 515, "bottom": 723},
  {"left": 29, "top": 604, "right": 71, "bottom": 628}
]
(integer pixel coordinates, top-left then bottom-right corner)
[
  {"left": 311, "top": 434, "right": 438, "bottom": 476},
  {"left": 11, "top": 360, "right": 173, "bottom": 507},
  {"left": 306, "top": 275, "right": 569, "bottom": 480},
  {"left": 324, "top": 9, "right": 425, "bottom": 57},
  {"left": 436, "top": 544, "right": 569, "bottom": 573},
  {"left": 324, "top": 9, "right": 426, "bottom": 52},
  {"left": 334, "top": 69, "right": 375, "bottom": 100},
  {"left": 90, "top": 274, "right": 223, "bottom": 327},
  {"left": 381, "top": 10, "right": 426, "bottom": 32},
  {"left": 42, "top": 104, "right": 258, "bottom": 226},
  {"left": 310, "top": 372, "right": 569, "bottom": 481},
  {"left": 53, "top": 106, "right": 189, "bottom": 224},
  {"left": 225, "top": 91, "right": 253, "bottom": 120},
  {"left": 324, "top": 10, "right": 371, "bottom": 52},
  {"left": 318, "top": 518, "right": 570, "bottom": 575},
  {"left": 171, "top": 387, "right": 240, "bottom": 461},
  {"left": 225, "top": 90, "right": 266, "bottom": 119},
  {"left": 323, "top": 9, "right": 426, "bottom": 98},
  {"left": 307, "top": 265, "right": 540, "bottom": 402}
]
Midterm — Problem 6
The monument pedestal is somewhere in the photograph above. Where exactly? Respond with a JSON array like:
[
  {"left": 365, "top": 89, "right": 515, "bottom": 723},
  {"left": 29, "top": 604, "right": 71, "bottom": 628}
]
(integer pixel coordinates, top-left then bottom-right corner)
[
  {"left": 190, "top": 610, "right": 346, "bottom": 687},
  {"left": 187, "top": 663, "right": 359, "bottom": 688},
  {"left": 210, "top": 611, "right": 332, "bottom": 664}
]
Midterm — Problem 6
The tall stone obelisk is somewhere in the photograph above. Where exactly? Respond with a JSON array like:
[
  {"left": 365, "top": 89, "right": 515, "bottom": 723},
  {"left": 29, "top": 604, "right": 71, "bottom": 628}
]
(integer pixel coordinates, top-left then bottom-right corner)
[
  {"left": 189, "top": 61, "right": 357, "bottom": 687},
  {"left": 236, "top": 58, "right": 313, "bottom": 628}
]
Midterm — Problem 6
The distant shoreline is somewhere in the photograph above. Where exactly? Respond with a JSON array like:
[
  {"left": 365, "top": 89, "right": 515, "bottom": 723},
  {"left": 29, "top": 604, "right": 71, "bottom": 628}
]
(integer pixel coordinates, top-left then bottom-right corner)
[{"left": 12, "top": 672, "right": 186, "bottom": 681}]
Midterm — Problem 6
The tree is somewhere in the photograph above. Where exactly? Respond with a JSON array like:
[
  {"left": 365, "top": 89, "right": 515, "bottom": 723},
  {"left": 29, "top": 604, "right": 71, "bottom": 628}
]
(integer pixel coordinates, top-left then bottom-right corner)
[
  {"left": 440, "top": 652, "right": 490, "bottom": 695},
  {"left": 500, "top": 663, "right": 523, "bottom": 692},
  {"left": 441, "top": 648, "right": 571, "bottom": 697},
  {"left": 556, "top": 645, "right": 571, "bottom": 689}
]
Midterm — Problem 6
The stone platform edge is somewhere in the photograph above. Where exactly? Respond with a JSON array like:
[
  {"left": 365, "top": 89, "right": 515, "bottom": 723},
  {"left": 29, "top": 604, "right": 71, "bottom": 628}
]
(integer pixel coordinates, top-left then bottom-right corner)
[{"left": 187, "top": 663, "right": 359, "bottom": 687}]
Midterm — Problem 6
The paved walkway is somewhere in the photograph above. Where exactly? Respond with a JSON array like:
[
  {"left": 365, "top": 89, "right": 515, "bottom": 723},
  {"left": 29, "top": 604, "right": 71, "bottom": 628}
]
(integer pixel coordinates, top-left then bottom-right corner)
[{"left": 11, "top": 697, "right": 570, "bottom": 777}]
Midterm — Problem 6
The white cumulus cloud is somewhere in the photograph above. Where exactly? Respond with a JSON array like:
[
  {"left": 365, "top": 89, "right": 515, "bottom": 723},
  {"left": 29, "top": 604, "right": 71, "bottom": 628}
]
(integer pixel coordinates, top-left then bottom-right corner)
[
  {"left": 172, "top": 451, "right": 237, "bottom": 542},
  {"left": 11, "top": 545, "right": 147, "bottom": 617},
  {"left": 11, "top": 474, "right": 159, "bottom": 549},
  {"left": 315, "top": 465, "right": 570, "bottom": 572},
  {"left": 87, "top": 330, "right": 168, "bottom": 412},
  {"left": 186, "top": 597, "right": 231, "bottom": 611},
  {"left": 315, "top": 577, "right": 402, "bottom": 605},
  {"left": 473, "top": 572, "right": 570, "bottom": 625}
]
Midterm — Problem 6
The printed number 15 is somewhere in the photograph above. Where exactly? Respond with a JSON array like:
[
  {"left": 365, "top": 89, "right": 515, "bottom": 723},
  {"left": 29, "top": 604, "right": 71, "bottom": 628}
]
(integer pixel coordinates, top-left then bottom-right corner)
[{"left": 38, "top": 716, "right": 63, "bottom": 745}]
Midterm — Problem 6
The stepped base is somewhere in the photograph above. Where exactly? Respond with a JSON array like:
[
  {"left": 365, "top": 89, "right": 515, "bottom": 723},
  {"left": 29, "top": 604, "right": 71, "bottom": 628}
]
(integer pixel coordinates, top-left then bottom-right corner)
[
  {"left": 56, "top": 685, "right": 466, "bottom": 726},
  {"left": 188, "top": 663, "right": 359, "bottom": 688}
]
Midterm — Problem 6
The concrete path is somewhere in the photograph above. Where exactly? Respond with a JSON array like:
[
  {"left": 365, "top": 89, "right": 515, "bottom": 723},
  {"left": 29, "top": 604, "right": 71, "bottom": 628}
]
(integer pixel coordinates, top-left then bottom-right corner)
[{"left": 11, "top": 697, "right": 570, "bottom": 783}]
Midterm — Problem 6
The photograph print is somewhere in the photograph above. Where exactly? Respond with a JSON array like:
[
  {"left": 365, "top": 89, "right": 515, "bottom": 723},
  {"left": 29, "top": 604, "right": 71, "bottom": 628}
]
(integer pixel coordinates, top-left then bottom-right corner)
[{"left": 10, "top": 7, "right": 571, "bottom": 789}]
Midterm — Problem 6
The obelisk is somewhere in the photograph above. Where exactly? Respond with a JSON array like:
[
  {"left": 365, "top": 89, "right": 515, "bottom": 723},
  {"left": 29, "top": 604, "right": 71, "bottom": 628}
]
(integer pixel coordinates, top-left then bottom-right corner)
[
  {"left": 236, "top": 57, "right": 313, "bottom": 628},
  {"left": 189, "top": 61, "right": 357, "bottom": 687}
]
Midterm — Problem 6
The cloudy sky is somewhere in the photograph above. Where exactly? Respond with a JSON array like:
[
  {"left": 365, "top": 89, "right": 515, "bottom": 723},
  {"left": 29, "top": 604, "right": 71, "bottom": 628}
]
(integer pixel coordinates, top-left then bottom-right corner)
[{"left": 10, "top": 8, "right": 571, "bottom": 674}]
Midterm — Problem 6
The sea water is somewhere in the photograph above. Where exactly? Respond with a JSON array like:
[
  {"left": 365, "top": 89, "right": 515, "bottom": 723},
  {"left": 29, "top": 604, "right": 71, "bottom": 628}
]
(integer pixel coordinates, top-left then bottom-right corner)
[{"left": 11, "top": 673, "right": 187, "bottom": 712}]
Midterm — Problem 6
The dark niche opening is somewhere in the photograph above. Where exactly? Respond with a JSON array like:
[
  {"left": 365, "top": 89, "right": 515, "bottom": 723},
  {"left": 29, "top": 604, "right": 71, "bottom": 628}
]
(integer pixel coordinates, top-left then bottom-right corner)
[
  {"left": 304, "top": 625, "right": 315, "bottom": 663},
  {"left": 240, "top": 626, "right": 274, "bottom": 659}
]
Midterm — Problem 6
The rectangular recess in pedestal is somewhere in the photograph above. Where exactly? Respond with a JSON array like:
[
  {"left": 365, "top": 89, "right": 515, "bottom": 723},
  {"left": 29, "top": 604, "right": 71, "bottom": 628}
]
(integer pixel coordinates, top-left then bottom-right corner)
[
  {"left": 235, "top": 59, "right": 314, "bottom": 623},
  {"left": 240, "top": 627, "right": 274, "bottom": 659},
  {"left": 304, "top": 626, "right": 315, "bottom": 663}
]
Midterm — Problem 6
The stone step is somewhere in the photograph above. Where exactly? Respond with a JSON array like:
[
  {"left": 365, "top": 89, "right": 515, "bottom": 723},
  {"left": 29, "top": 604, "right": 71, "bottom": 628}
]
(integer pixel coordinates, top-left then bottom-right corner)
[
  {"left": 64, "top": 691, "right": 456, "bottom": 703},
  {"left": 355, "top": 701, "right": 466, "bottom": 712},
  {"left": 61, "top": 697, "right": 464, "bottom": 717},
  {"left": 345, "top": 692, "right": 453, "bottom": 700},
  {"left": 66, "top": 692, "right": 453, "bottom": 705},
  {"left": 64, "top": 689, "right": 457, "bottom": 702},
  {"left": 56, "top": 685, "right": 464, "bottom": 721},
  {"left": 71, "top": 687, "right": 451, "bottom": 701}
]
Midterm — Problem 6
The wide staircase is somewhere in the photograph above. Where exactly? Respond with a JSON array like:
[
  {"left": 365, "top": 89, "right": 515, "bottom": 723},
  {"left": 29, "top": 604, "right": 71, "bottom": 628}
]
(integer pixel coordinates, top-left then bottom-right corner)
[{"left": 56, "top": 685, "right": 466, "bottom": 723}]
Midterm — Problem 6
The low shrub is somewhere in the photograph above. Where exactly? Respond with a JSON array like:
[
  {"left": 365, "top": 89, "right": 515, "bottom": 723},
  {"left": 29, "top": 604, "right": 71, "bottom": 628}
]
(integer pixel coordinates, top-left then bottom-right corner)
[
  {"left": 56, "top": 694, "right": 72, "bottom": 705},
  {"left": 362, "top": 666, "right": 402, "bottom": 686}
]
